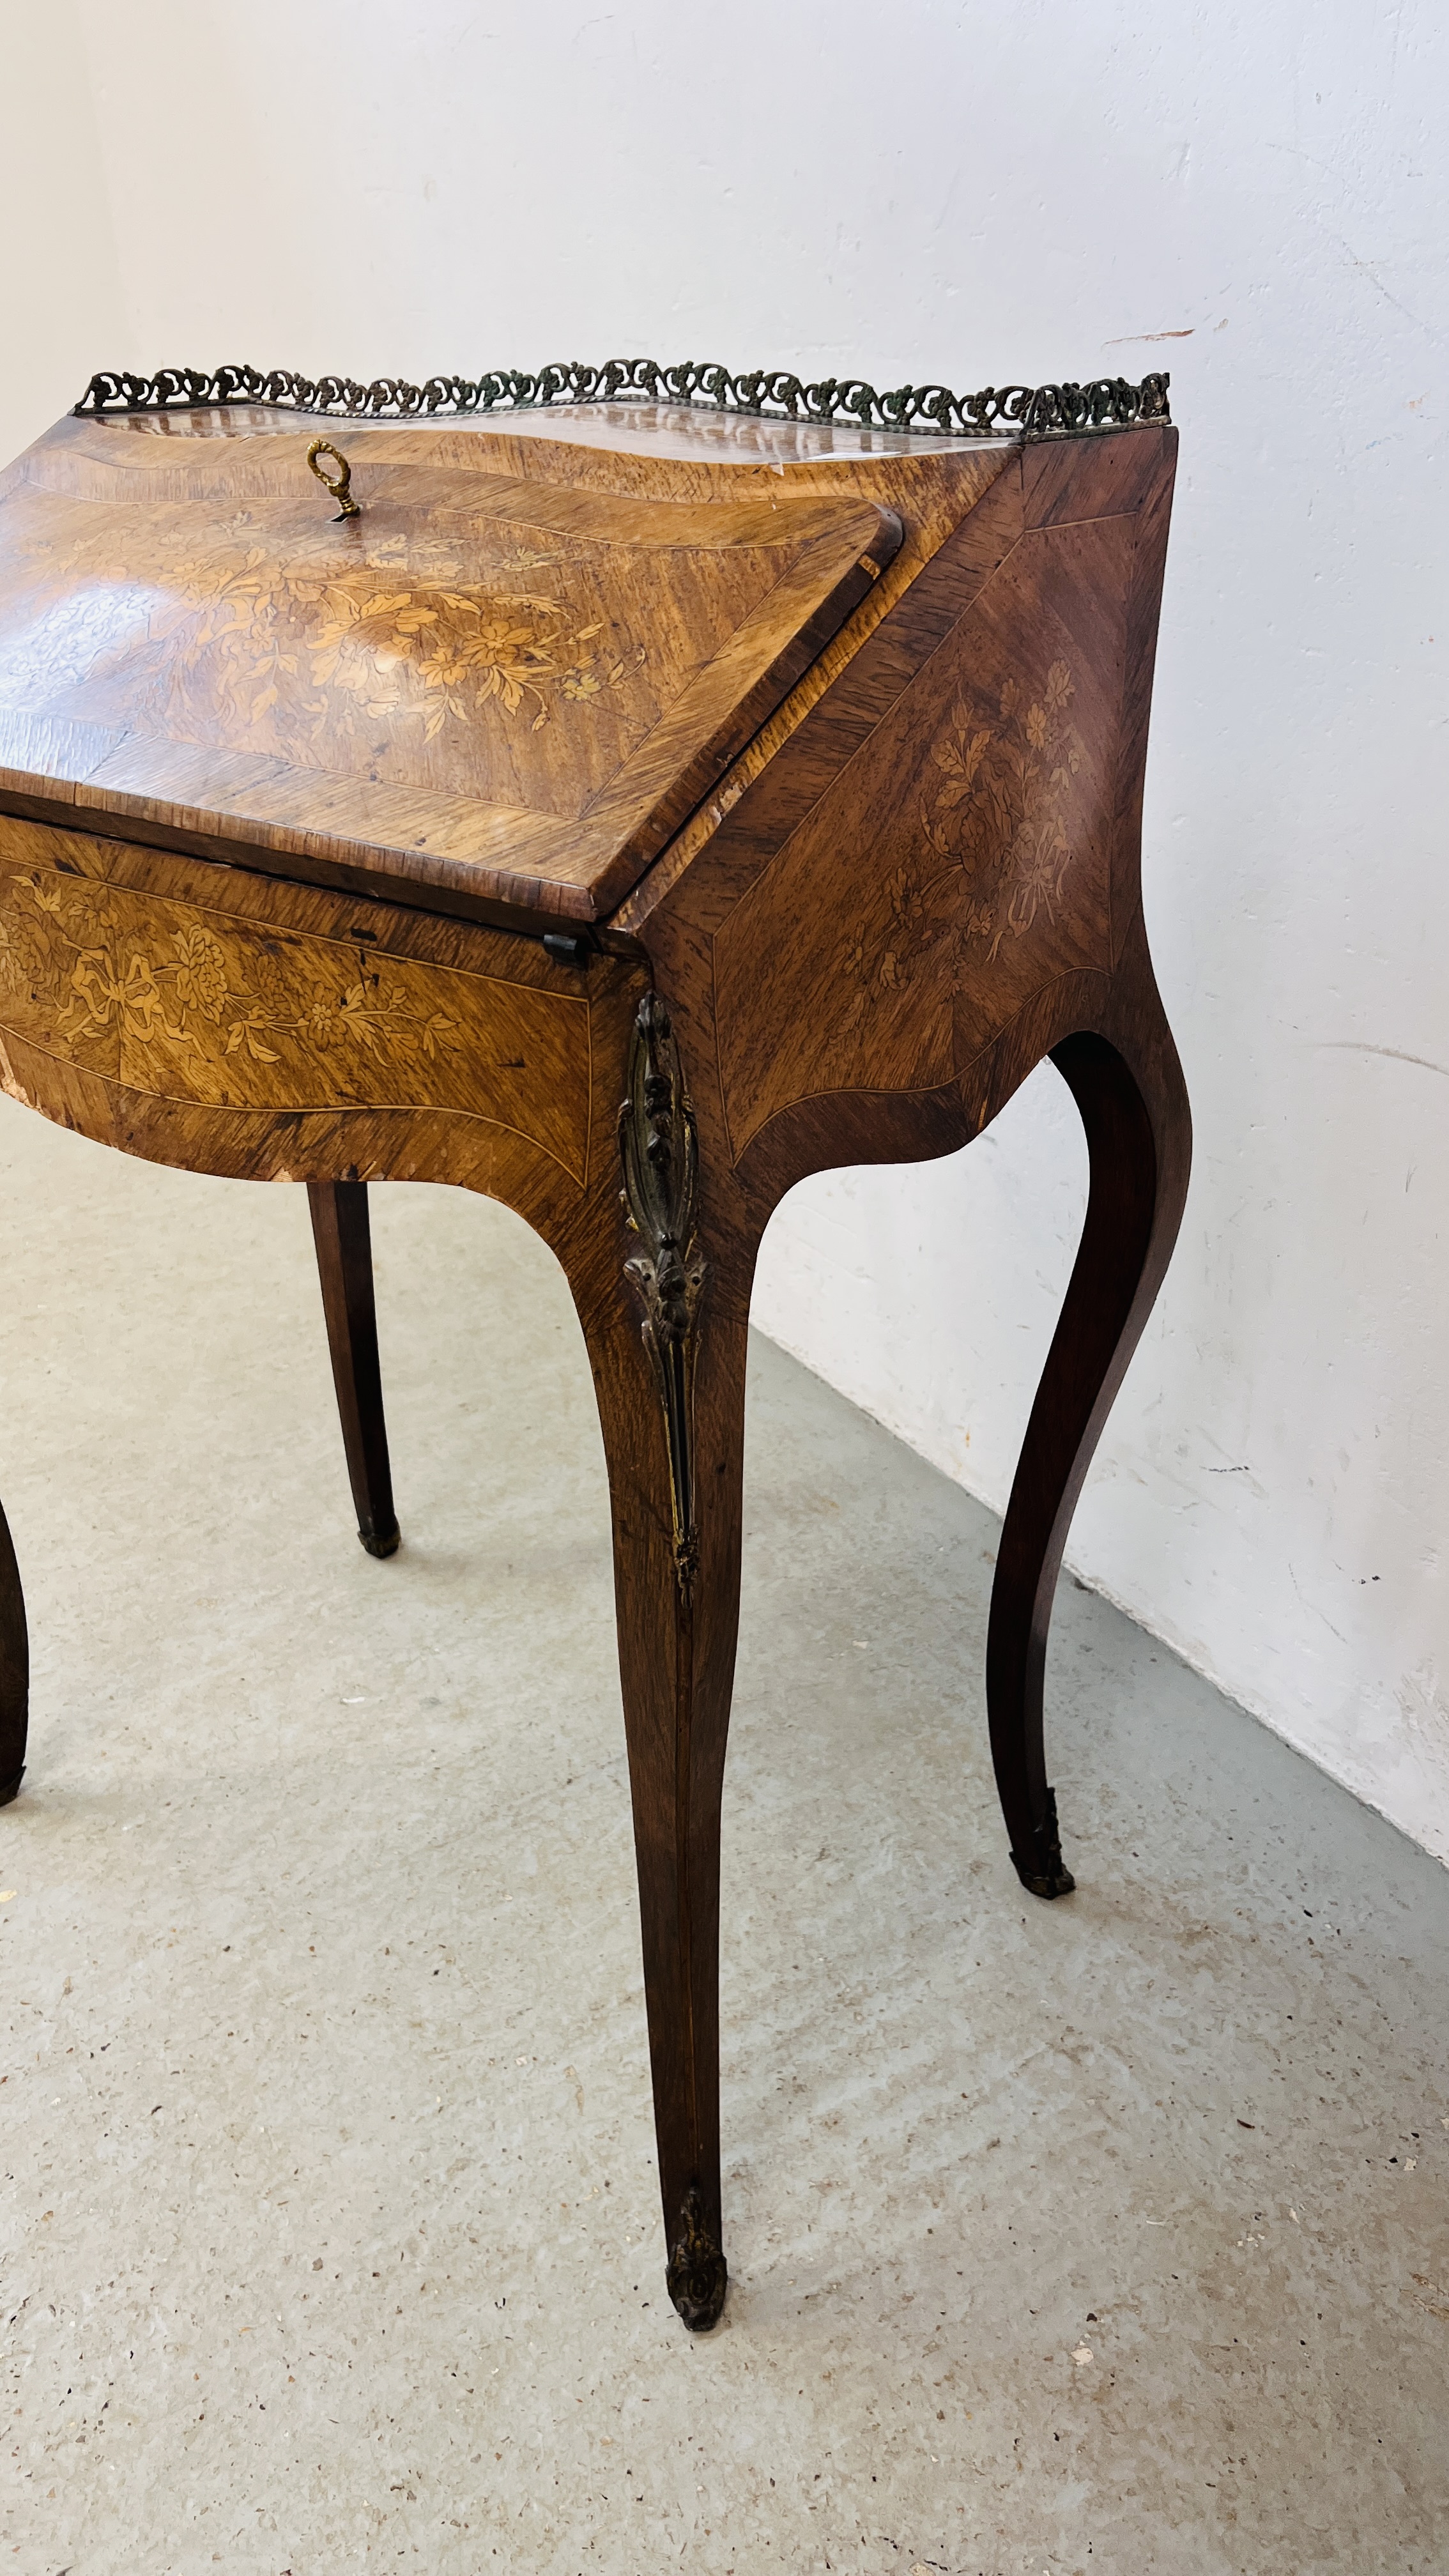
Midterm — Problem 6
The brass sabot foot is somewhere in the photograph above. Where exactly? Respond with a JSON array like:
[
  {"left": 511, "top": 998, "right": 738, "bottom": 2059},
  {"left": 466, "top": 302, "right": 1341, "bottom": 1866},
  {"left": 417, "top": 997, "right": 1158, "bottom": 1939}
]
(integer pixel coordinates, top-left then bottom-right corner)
[
  {"left": 665, "top": 2186, "right": 728, "bottom": 2331},
  {"left": 1009, "top": 1784, "right": 1076, "bottom": 1900}
]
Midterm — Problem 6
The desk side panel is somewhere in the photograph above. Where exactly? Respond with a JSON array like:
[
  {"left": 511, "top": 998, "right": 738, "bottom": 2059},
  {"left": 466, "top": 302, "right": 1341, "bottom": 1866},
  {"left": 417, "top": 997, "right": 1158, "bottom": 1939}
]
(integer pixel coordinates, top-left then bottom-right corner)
[{"left": 634, "top": 428, "right": 1177, "bottom": 1188}]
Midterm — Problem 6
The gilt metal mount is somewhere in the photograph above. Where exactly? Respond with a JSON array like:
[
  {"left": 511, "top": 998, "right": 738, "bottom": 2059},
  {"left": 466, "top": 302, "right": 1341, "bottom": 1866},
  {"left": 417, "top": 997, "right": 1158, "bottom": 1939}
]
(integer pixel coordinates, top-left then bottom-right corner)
[
  {"left": 618, "top": 994, "right": 705, "bottom": 1593},
  {"left": 74, "top": 357, "right": 1171, "bottom": 445}
]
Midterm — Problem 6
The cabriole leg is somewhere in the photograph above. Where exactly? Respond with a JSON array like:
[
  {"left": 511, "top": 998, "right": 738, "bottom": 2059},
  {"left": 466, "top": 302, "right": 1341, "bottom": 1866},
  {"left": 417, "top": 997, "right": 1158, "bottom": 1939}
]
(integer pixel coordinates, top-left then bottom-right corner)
[
  {"left": 0, "top": 1499, "right": 28, "bottom": 1806},
  {"left": 307, "top": 1181, "right": 401, "bottom": 1559},
  {"left": 582, "top": 1288, "right": 748, "bottom": 2331},
  {"left": 571, "top": 991, "right": 749, "bottom": 2330},
  {"left": 985, "top": 990, "right": 1192, "bottom": 1897}
]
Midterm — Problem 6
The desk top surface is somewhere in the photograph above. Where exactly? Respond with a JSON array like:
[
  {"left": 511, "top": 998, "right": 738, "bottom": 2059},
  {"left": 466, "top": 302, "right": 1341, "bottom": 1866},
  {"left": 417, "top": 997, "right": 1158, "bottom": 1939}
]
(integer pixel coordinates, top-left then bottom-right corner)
[{"left": 0, "top": 403, "right": 1024, "bottom": 928}]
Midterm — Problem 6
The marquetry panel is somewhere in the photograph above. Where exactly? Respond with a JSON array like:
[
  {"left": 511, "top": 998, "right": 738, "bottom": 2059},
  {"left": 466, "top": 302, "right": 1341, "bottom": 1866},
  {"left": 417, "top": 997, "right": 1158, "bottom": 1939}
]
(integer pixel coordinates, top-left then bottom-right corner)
[
  {"left": 0, "top": 819, "right": 593, "bottom": 1179},
  {"left": 711, "top": 510, "right": 1137, "bottom": 1160},
  {"left": 0, "top": 418, "right": 900, "bottom": 922}
]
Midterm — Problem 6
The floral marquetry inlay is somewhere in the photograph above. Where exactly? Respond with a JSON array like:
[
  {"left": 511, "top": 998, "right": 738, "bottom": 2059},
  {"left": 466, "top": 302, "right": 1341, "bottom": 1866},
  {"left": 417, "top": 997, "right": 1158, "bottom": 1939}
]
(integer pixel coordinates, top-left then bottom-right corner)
[
  {"left": 712, "top": 509, "right": 1133, "bottom": 1163},
  {"left": 923, "top": 659, "right": 1083, "bottom": 947},
  {"left": 200, "top": 551, "right": 640, "bottom": 742},
  {"left": 0, "top": 408, "right": 905, "bottom": 916},
  {"left": 8, "top": 511, "right": 647, "bottom": 780},
  {"left": 0, "top": 860, "right": 592, "bottom": 1179},
  {"left": 841, "top": 656, "right": 1085, "bottom": 1022}
]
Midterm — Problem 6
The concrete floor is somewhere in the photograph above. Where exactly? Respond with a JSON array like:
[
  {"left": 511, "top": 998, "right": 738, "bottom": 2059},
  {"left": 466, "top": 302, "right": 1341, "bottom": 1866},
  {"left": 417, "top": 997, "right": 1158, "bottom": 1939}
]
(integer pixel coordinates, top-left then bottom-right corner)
[{"left": 1, "top": 1098, "right": 1447, "bottom": 2576}]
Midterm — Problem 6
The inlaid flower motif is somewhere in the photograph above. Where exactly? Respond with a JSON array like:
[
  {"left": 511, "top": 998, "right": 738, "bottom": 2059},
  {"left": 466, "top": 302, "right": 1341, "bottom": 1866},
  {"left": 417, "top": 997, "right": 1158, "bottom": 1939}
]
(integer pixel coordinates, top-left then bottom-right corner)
[
  {"left": 840, "top": 655, "right": 1085, "bottom": 1016},
  {"left": 0, "top": 870, "right": 464, "bottom": 1087},
  {"left": 167, "top": 925, "right": 230, "bottom": 1021},
  {"left": 0, "top": 908, "right": 49, "bottom": 994},
  {"left": 302, "top": 991, "right": 342, "bottom": 1046},
  {"left": 33, "top": 521, "right": 645, "bottom": 759}
]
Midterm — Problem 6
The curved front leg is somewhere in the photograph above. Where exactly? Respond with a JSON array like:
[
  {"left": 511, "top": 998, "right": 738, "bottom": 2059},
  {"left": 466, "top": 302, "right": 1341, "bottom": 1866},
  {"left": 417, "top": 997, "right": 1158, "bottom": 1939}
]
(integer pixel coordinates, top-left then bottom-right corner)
[
  {"left": 568, "top": 996, "right": 751, "bottom": 2331},
  {"left": 986, "top": 976, "right": 1192, "bottom": 1896},
  {"left": 584, "top": 1292, "right": 748, "bottom": 2331},
  {"left": 0, "top": 1499, "right": 28, "bottom": 1806}
]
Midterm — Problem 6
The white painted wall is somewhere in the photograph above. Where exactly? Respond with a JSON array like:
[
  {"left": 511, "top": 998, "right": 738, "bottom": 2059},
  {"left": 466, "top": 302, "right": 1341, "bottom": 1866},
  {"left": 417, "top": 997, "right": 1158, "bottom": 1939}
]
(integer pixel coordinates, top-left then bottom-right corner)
[
  {"left": 8, "top": 3, "right": 1449, "bottom": 1855},
  {"left": 0, "top": 2, "right": 125, "bottom": 467}
]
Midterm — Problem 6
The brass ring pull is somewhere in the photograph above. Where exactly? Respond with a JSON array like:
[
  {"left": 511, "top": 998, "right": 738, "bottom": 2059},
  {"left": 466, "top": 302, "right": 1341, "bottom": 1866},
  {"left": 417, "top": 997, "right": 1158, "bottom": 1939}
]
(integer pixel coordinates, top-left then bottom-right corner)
[{"left": 306, "top": 436, "right": 361, "bottom": 520}]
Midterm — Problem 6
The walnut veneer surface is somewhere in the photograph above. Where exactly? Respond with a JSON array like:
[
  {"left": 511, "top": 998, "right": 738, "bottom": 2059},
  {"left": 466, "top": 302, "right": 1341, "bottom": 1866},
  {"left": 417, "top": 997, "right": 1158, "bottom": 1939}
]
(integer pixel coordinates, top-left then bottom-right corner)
[
  {"left": 0, "top": 392, "right": 1190, "bottom": 2333},
  {"left": 0, "top": 406, "right": 949, "bottom": 926}
]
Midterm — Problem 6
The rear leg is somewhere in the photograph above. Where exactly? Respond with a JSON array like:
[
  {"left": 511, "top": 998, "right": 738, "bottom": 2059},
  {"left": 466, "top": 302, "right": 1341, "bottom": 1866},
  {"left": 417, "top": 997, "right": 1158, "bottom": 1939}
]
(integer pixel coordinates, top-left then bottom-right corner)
[
  {"left": 985, "top": 984, "right": 1191, "bottom": 1896},
  {"left": 308, "top": 1181, "right": 401, "bottom": 1559},
  {"left": 0, "top": 1499, "right": 27, "bottom": 1805}
]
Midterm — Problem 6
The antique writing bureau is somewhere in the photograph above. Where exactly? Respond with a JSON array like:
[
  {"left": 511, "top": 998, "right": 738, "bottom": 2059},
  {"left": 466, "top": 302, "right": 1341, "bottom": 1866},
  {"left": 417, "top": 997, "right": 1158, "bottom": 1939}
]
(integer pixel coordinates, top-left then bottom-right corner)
[{"left": 0, "top": 359, "right": 1189, "bottom": 2329}]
